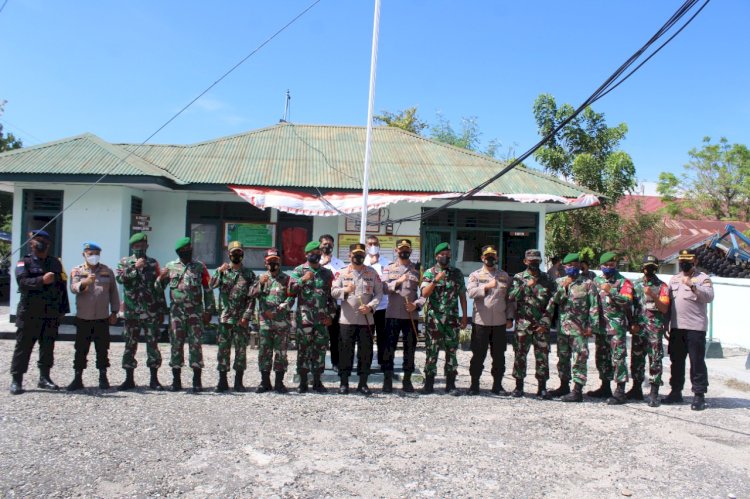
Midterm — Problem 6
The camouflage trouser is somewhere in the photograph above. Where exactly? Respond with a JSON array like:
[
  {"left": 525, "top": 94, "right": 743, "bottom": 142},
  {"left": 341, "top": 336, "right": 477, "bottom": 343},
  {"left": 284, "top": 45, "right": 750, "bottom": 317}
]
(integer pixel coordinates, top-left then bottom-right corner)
[
  {"left": 594, "top": 334, "right": 614, "bottom": 381},
  {"left": 609, "top": 327, "right": 629, "bottom": 383},
  {"left": 122, "top": 318, "right": 162, "bottom": 369},
  {"left": 556, "top": 332, "right": 572, "bottom": 381},
  {"left": 169, "top": 311, "right": 203, "bottom": 369},
  {"left": 258, "top": 319, "right": 290, "bottom": 373},
  {"left": 217, "top": 322, "right": 248, "bottom": 372},
  {"left": 513, "top": 327, "right": 550, "bottom": 380},
  {"left": 557, "top": 331, "right": 588, "bottom": 386},
  {"left": 630, "top": 326, "right": 664, "bottom": 386},
  {"left": 423, "top": 315, "right": 459, "bottom": 376},
  {"left": 296, "top": 323, "right": 328, "bottom": 375}
]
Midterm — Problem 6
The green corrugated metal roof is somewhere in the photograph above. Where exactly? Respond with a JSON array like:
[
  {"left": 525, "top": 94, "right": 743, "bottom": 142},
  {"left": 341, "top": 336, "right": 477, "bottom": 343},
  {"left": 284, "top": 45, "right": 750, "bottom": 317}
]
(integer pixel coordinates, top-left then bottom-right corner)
[{"left": 0, "top": 123, "right": 597, "bottom": 198}]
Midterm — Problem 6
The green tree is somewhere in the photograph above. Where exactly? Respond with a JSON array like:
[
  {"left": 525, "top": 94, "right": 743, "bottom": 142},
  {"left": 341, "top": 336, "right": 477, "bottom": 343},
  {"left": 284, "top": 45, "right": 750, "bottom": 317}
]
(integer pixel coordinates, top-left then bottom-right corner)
[
  {"left": 0, "top": 117, "right": 21, "bottom": 256},
  {"left": 374, "top": 106, "right": 428, "bottom": 135},
  {"left": 430, "top": 113, "right": 500, "bottom": 158}
]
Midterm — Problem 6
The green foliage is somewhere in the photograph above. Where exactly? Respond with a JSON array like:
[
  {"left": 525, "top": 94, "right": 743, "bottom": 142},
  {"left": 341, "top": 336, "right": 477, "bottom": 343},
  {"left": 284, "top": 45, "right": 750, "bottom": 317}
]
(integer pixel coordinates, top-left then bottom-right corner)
[
  {"left": 656, "top": 171, "right": 683, "bottom": 217},
  {"left": 373, "top": 106, "right": 429, "bottom": 136},
  {"left": 579, "top": 247, "right": 595, "bottom": 263}
]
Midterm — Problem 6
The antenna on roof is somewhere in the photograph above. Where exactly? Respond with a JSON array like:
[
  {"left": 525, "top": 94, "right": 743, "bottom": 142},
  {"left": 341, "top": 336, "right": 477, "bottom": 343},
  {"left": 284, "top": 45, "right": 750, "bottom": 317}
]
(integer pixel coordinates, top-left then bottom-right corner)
[{"left": 280, "top": 90, "right": 291, "bottom": 123}]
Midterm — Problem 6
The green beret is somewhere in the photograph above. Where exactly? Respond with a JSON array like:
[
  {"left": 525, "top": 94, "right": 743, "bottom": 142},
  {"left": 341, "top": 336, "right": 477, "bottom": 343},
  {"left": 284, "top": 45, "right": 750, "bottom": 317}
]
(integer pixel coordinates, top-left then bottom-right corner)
[
  {"left": 304, "top": 241, "right": 321, "bottom": 253},
  {"left": 175, "top": 237, "right": 191, "bottom": 251},
  {"left": 599, "top": 251, "right": 617, "bottom": 265},
  {"left": 129, "top": 232, "right": 147, "bottom": 245},
  {"left": 562, "top": 253, "right": 579, "bottom": 264},
  {"left": 434, "top": 242, "right": 450, "bottom": 255}
]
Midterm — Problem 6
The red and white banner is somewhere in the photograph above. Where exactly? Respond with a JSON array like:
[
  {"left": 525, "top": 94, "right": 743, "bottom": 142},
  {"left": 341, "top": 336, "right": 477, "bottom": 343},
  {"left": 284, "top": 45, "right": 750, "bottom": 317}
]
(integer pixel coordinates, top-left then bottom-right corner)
[{"left": 230, "top": 186, "right": 600, "bottom": 217}]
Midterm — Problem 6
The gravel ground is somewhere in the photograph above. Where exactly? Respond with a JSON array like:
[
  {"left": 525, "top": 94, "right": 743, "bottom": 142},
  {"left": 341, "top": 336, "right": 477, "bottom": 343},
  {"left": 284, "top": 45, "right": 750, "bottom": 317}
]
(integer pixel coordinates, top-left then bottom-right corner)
[{"left": 1, "top": 339, "right": 749, "bottom": 498}]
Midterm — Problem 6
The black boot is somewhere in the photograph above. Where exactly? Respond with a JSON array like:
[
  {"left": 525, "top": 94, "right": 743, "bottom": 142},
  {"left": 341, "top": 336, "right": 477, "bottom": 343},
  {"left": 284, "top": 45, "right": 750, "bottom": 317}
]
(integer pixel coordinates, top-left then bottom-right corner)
[
  {"left": 274, "top": 371, "right": 287, "bottom": 394},
  {"left": 170, "top": 368, "right": 182, "bottom": 392},
  {"left": 402, "top": 372, "right": 414, "bottom": 393},
  {"left": 625, "top": 381, "right": 644, "bottom": 401},
  {"left": 215, "top": 371, "right": 229, "bottom": 393},
  {"left": 548, "top": 378, "right": 570, "bottom": 398},
  {"left": 512, "top": 378, "right": 524, "bottom": 398},
  {"left": 647, "top": 383, "right": 660, "bottom": 407},
  {"left": 382, "top": 371, "right": 393, "bottom": 394},
  {"left": 445, "top": 373, "right": 459, "bottom": 396},
  {"left": 561, "top": 382, "right": 583, "bottom": 402},
  {"left": 691, "top": 393, "right": 706, "bottom": 411},
  {"left": 491, "top": 376, "right": 508, "bottom": 396},
  {"left": 468, "top": 377, "right": 480, "bottom": 396},
  {"left": 357, "top": 375, "right": 371, "bottom": 396},
  {"left": 256, "top": 371, "right": 272, "bottom": 393},
  {"left": 98, "top": 369, "right": 110, "bottom": 389},
  {"left": 66, "top": 370, "right": 84, "bottom": 391},
  {"left": 338, "top": 376, "right": 350, "bottom": 395},
  {"left": 312, "top": 372, "right": 327, "bottom": 393},
  {"left": 38, "top": 368, "right": 59, "bottom": 390},
  {"left": 190, "top": 368, "right": 202, "bottom": 393},
  {"left": 298, "top": 372, "right": 309, "bottom": 394},
  {"left": 537, "top": 379, "right": 550, "bottom": 400},
  {"left": 661, "top": 389, "right": 683, "bottom": 405},
  {"left": 149, "top": 368, "right": 163, "bottom": 391},
  {"left": 422, "top": 374, "right": 435, "bottom": 394},
  {"left": 10, "top": 374, "right": 24, "bottom": 395},
  {"left": 607, "top": 382, "right": 627, "bottom": 405},
  {"left": 586, "top": 381, "right": 612, "bottom": 399},
  {"left": 234, "top": 370, "right": 246, "bottom": 392},
  {"left": 119, "top": 368, "right": 136, "bottom": 390}
]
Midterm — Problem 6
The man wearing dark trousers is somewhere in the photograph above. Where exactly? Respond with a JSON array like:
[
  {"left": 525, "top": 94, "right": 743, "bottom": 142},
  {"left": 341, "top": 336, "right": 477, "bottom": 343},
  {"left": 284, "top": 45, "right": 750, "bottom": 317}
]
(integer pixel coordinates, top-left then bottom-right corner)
[
  {"left": 9, "top": 230, "right": 70, "bottom": 395},
  {"left": 664, "top": 249, "right": 714, "bottom": 411},
  {"left": 365, "top": 235, "right": 391, "bottom": 370}
]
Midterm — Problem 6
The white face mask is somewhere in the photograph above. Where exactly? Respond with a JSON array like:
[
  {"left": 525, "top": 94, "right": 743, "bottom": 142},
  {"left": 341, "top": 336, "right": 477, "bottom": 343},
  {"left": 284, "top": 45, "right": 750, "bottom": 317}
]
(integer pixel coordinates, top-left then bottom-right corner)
[
  {"left": 367, "top": 245, "right": 379, "bottom": 256},
  {"left": 85, "top": 254, "right": 100, "bottom": 266}
]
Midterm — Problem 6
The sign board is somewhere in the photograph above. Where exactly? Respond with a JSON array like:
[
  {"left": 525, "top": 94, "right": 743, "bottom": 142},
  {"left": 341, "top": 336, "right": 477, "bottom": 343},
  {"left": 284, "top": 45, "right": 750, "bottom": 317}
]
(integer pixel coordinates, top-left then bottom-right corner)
[
  {"left": 344, "top": 209, "right": 381, "bottom": 234},
  {"left": 337, "top": 234, "right": 421, "bottom": 265},
  {"left": 131, "top": 225, "right": 153, "bottom": 232},
  {"left": 131, "top": 214, "right": 152, "bottom": 231},
  {"left": 225, "top": 222, "right": 276, "bottom": 248}
]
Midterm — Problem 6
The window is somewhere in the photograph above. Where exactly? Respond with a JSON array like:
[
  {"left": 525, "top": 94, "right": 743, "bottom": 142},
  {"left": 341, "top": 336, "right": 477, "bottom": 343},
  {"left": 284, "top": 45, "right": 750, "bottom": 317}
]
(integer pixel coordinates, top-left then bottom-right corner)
[{"left": 22, "top": 189, "right": 64, "bottom": 256}]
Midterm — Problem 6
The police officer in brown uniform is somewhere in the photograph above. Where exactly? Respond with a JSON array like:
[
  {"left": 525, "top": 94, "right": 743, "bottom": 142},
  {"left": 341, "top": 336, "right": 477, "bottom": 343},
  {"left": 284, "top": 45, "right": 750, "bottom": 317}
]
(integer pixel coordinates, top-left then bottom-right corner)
[
  {"left": 67, "top": 242, "right": 121, "bottom": 391},
  {"left": 663, "top": 249, "right": 715, "bottom": 411}
]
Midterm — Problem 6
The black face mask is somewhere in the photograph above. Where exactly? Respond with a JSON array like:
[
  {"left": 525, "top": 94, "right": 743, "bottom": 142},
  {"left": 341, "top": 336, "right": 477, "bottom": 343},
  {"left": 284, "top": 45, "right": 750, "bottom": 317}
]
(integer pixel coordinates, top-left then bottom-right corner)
[
  {"left": 267, "top": 263, "right": 280, "bottom": 272},
  {"left": 679, "top": 261, "right": 694, "bottom": 273},
  {"left": 398, "top": 251, "right": 411, "bottom": 260},
  {"left": 32, "top": 240, "right": 48, "bottom": 252},
  {"left": 307, "top": 253, "right": 321, "bottom": 264},
  {"left": 321, "top": 244, "right": 333, "bottom": 255},
  {"left": 484, "top": 258, "right": 497, "bottom": 267},
  {"left": 133, "top": 248, "right": 146, "bottom": 259},
  {"left": 177, "top": 249, "right": 193, "bottom": 261},
  {"left": 643, "top": 267, "right": 656, "bottom": 278},
  {"left": 230, "top": 253, "right": 244, "bottom": 264},
  {"left": 436, "top": 255, "right": 450, "bottom": 266},
  {"left": 528, "top": 261, "right": 540, "bottom": 271},
  {"left": 351, "top": 255, "right": 365, "bottom": 266}
]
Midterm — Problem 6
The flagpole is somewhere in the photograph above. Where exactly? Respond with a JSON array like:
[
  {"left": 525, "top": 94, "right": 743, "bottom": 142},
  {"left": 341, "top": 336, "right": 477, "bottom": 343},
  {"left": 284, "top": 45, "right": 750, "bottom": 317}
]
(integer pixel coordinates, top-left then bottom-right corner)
[{"left": 359, "top": 0, "right": 382, "bottom": 244}]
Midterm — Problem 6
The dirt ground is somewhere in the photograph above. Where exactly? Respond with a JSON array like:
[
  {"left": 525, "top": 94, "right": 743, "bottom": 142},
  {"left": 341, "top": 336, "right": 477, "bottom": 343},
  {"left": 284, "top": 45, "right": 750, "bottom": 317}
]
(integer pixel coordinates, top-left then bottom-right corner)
[{"left": 1, "top": 339, "right": 749, "bottom": 498}]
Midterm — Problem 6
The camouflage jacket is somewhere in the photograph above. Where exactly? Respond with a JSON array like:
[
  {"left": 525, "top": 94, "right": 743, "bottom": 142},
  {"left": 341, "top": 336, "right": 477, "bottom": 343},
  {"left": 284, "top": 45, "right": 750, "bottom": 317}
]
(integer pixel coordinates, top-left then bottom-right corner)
[
  {"left": 547, "top": 276, "right": 599, "bottom": 335},
  {"left": 116, "top": 255, "right": 168, "bottom": 321},
  {"left": 157, "top": 259, "right": 215, "bottom": 315},
  {"left": 509, "top": 269, "right": 556, "bottom": 331},
  {"left": 251, "top": 271, "right": 295, "bottom": 323},
  {"left": 289, "top": 263, "right": 337, "bottom": 327},
  {"left": 594, "top": 272, "right": 634, "bottom": 335},
  {"left": 209, "top": 265, "right": 256, "bottom": 324},
  {"left": 420, "top": 265, "right": 466, "bottom": 320},
  {"left": 632, "top": 276, "right": 670, "bottom": 334}
]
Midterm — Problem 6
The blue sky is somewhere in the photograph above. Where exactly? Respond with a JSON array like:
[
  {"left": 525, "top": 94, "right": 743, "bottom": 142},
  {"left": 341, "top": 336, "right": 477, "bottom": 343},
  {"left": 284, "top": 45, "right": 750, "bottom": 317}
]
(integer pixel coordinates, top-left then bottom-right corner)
[{"left": 1, "top": 1, "right": 748, "bottom": 183}]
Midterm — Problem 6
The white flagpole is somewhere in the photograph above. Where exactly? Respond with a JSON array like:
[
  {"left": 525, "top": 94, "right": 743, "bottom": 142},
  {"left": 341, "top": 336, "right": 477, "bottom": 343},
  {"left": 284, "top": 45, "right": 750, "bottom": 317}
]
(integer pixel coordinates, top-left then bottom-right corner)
[{"left": 359, "top": 0, "right": 382, "bottom": 244}]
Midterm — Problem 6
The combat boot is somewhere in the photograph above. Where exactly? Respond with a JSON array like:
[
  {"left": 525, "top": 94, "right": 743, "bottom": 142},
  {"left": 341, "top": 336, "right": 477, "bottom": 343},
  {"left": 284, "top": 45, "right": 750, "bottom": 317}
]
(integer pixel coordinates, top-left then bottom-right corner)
[
  {"left": 468, "top": 376, "right": 480, "bottom": 396},
  {"left": 312, "top": 372, "right": 327, "bottom": 393},
  {"left": 357, "top": 376, "right": 372, "bottom": 396},
  {"left": 421, "top": 374, "right": 435, "bottom": 394},
  {"left": 382, "top": 371, "right": 393, "bottom": 394},
  {"left": 561, "top": 382, "right": 583, "bottom": 402},
  {"left": 298, "top": 372, "right": 309, "bottom": 393},
  {"left": 66, "top": 370, "right": 84, "bottom": 391},
  {"left": 338, "top": 376, "right": 350, "bottom": 395},
  {"left": 607, "top": 382, "right": 627, "bottom": 405},
  {"left": 9, "top": 374, "right": 24, "bottom": 395},
  {"left": 537, "top": 379, "right": 550, "bottom": 400},
  {"left": 98, "top": 369, "right": 110, "bottom": 389},
  {"left": 512, "top": 378, "right": 524, "bottom": 398},
  {"left": 149, "top": 368, "right": 163, "bottom": 391},
  {"left": 215, "top": 371, "right": 229, "bottom": 393},
  {"left": 547, "top": 378, "right": 570, "bottom": 398},
  {"left": 38, "top": 368, "right": 59, "bottom": 390},
  {"left": 625, "top": 381, "right": 644, "bottom": 401},
  {"left": 274, "top": 371, "right": 287, "bottom": 394},
  {"left": 445, "top": 373, "right": 460, "bottom": 396},
  {"left": 647, "top": 383, "right": 660, "bottom": 407},
  {"left": 234, "top": 370, "right": 246, "bottom": 392},
  {"left": 402, "top": 372, "right": 414, "bottom": 393},
  {"left": 190, "top": 368, "right": 202, "bottom": 393},
  {"left": 586, "top": 381, "right": 612, "bottom": 399},
  {"left": 661, "top": 390, "right": 683, "bottom": 405},
  {"left": 256, "top": 371, "right": 272, "bottom": 393},
  {"left": 691, "top": 393, "right": 706, "bottom": 411},
  {"left": 491, "top": 376, "right": 508, "bottom": 396},
  {"left": 170, "top": 368, "right": 182, "bottom": 392},
  {"left": 119, "top": 368, "right": 136, "bottom": 390}
]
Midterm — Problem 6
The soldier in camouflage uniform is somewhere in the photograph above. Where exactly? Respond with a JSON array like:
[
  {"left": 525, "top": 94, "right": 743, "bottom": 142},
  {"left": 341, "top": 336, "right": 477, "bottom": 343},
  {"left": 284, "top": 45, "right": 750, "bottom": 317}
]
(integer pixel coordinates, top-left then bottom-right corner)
[
  {"left": 252, "top": 248, "right": 295, "bottom": 394},
  {"left": 209, "top": 241, "right": 256, "bottom": 393},
  {"left": 546, "top": 253, "right": 599, "bottom": 402},
  {"left": 509, "top": 249, "right": 556, "bottom": 399},
  {"left": 156, "top": 237, "right": 215, "bottom": 393},
  {"left": 116, "top": 232, "right": 168, "bottom": 391},
  {"left": 289, "top": 241, "right": 337, "bottom": 394},
  {"left": 630, "top": 255, "right": 670, "bottom": 407},
  {"left": 419, "top": 242, "right": 468, "bottom": 395},
  {"left": 587, "top": 255, "right": 614, "bottom": 400},
  {"left": 594, "top": 251, "right": 634, "bottom": 405}
]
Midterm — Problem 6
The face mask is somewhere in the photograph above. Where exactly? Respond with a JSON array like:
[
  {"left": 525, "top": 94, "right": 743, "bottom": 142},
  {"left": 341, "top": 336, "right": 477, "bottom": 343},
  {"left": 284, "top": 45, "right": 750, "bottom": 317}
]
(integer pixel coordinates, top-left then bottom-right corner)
[
  {"left": 367, "top": 245, "right": 379, "bottom": 256},
  {"left": 436, "top": 255, "right": 450, "bottom": 266},
  {"left": 679, "top": 261, "right": 694, "bottom": 273},
  {"left": 398, "top": 251, "right": 411, "bottom": 260},
  {"left": 307, "top": 253, "right": 321, "bottom": 264},
  {"left": 643, "top": 267, "right": 656, "bottom": 278},
  {"left": 177, "top": 249, "right": 193, "bottom": 261},
  {"left": 229, "top": 253, "right": 243, "bottom": 264},
  {"left": 564, "top": 266, "right": 580, "bottom": 278},
  {"left": 352, "top": 255, "right": 365, "bottom": 266},
  {"left": 133, "top": 248, "right": 146, "bottom": 259},
  {"left": 528, "top": 261, "right": 540, "bottom": 271},
  {"left": 321, "top": 244, "right": 333, "bottom": 255},
  {"left": 85, "top": 254, "right": 100, "bottom": 266},
  {"left": 601, "top": 266, "right": 617, "bottom": 277},
  {"left": 484, "top": 257, "right": 496, "bottom": 267},
  {"left": 32, "top": 240, "right": 48, "bottom": 252},
  {"left": 267, "top": 263, "right": 280, "bottom": 272}
]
